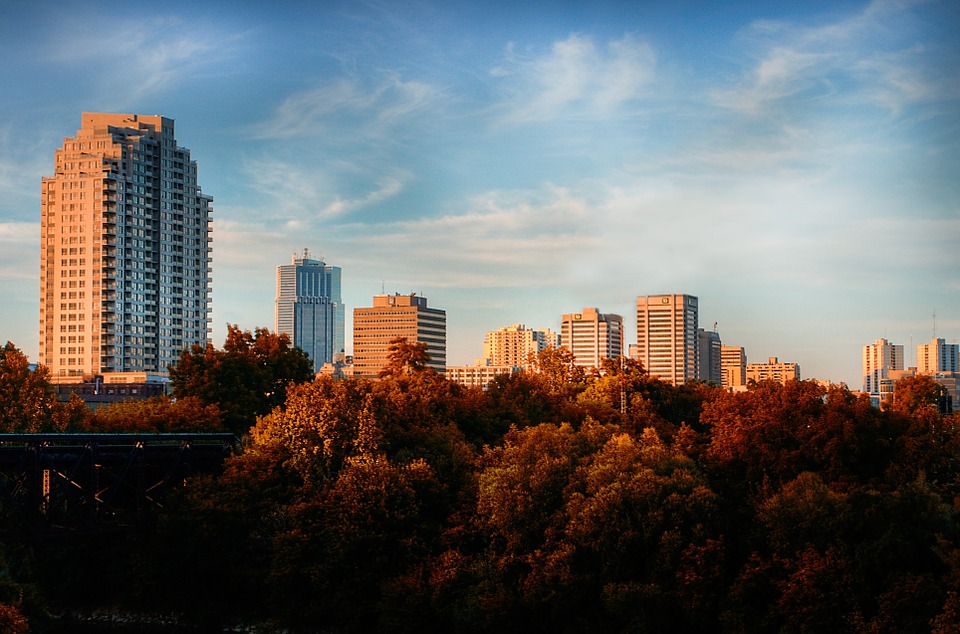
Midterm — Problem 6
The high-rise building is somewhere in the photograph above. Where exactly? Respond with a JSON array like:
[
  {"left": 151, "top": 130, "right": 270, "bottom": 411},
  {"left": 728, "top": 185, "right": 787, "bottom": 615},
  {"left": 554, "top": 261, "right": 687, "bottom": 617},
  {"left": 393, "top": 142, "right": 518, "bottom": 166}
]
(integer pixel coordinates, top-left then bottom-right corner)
[
  {"left": 275, "top": 249, "right": 344, "bottom": 374},
  {"left": 352, "top": 293, "right": 446, "bottom": 377},
  {"left": 483, "top": 323, "right": 560, "bottom": 369},
  {"left": 40, "top": 113, "right": 212, "bottom": 380},
  {"left": 720, "top": 345, "right": 746, "bottom": 389},
  {"left": 746, "top": 357, "right": 800, "bottom": 384},
  {"left": 698, "top": 328, "right": 722, "bottom": 385},
  {"left": 560, "top": 308, "right": 623, "bottom": 370},
  {"left": 862, "top": 338, "right": 904, "bottom": 395},
  {"left": 635, "top": 294, "right": 698, "bottom": 384},
  {"left": 917, "top": 337, "right": 959, "bottom": 375}
]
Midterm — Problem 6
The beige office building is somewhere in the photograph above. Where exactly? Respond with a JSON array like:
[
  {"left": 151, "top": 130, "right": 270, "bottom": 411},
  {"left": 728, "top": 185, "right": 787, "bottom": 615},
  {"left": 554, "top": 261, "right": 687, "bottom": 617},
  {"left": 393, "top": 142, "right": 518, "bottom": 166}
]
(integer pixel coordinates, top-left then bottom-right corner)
[
  {"left": 721, "top": 345, "right": 747, "bottom": 389},
  {"left": 560, "top": 308, "right": 623, "bottom": 370},
  {"left": 352, "top": 293, "right": 446, "bottom": 377},
  {"left": 446, "top": 362, "right": 520, "bottom": 389},
  {"left": 635, "top": 294, "right": 698, "bottom": 384},
  {"left": 483, "top": 324, "right": 559, "bottom": 369},
  {"left": 746, "top": 357, "right": 800, "bottom": 384},
  {"left": 40, "top": 113, "right": 212, "bottom": 380}
]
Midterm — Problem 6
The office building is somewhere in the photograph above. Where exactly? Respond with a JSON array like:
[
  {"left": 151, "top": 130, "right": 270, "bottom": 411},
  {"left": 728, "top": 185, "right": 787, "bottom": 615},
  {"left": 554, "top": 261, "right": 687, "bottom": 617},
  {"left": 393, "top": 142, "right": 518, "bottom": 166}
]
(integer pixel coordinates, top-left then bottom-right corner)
[
  {"left": 746, "top": 357, "right": 800, "bottom": 385},
  {"left": 483, "top": 324, "right": 560, "bottom": 370},
  {"left": 698, "top": 328, "right": 722, "bottom": 385},
  {"left": 40, "top": 113, "right": 212, "bottom": 380},
  {"left": 635, "top": 294, "right": 699, "bottom": 384},
  {"left": 352, "top": 293, "right": 446, "bottom": 377},
  {"left": 917, "top": 337, "right": 959, "bottom": 375},
  {"left": 862, "top": 338, "right": 903, "bottom": 396},
  {"left": 275, "top": 249, "right": 344, "bottom": 373},
  {"left": 446, "top": 362, "right": 521, "bottom": 390},
  {"left": 720, "top": 345, "right": 746, "bottom": 389},
  {"left": 560, "top": 308, "right": 623, "bottom": 370}
]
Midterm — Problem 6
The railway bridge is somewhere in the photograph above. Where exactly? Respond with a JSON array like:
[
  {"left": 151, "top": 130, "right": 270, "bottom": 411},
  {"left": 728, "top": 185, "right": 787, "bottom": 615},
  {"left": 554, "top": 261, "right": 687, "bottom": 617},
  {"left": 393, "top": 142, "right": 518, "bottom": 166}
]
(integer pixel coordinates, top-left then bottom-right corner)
[{"left": 0, "top": 433, "right": 238, "bottom": 538}]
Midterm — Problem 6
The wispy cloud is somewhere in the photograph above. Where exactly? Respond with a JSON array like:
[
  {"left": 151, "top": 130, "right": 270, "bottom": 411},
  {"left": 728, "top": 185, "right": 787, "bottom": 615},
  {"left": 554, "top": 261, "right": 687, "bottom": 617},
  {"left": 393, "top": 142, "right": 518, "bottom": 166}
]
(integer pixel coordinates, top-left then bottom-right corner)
[
  {"left": 251, "top": 73, "right": 445, "bottom": 140},
  {"left": 713, "top": 0, "right": 959, "bottom": 117},
  {"left": 491, "top": 34, "right": 656, "bottom": 125},
  {"left": 43, "top": 14, "right": 248, "bottom": 104}
]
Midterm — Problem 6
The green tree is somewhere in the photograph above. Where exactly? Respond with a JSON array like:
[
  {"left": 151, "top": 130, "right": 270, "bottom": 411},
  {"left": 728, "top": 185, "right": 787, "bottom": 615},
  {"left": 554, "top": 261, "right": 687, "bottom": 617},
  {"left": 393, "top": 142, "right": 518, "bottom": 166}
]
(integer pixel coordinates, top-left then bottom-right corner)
[
  {"left": 379, "top": 336, "right": 431, "bottom": 378},
  {"left": 169, "top": 325, "right": 313, "bottom": 434}
]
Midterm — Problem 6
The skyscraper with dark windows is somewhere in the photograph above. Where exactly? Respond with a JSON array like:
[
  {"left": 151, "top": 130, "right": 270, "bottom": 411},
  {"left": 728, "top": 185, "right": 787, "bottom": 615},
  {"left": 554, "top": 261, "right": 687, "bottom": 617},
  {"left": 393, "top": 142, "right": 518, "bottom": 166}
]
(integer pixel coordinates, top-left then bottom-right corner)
[
  {"left": 40, "top": 113, "right": 212, "bottom": 380},
  {"left": 275, "top": 249, "right": 344, "bottom": 373}
]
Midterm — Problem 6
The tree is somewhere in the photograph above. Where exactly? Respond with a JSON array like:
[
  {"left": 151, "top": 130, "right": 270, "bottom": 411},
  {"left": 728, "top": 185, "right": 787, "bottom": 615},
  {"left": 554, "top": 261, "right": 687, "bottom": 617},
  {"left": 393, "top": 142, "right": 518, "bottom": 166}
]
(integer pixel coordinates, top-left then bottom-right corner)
[
  {"left": 90, "top": 395, "right": 223, "bottom": 433},
  {"left": 0, "top": 342, "right": 58, "bottom": 432},
  {"left": 169, "top": 325, "right": 313, "bottom": 434},
  {"left": 379, "top": 336, "right": 431, "bottom": 378}
]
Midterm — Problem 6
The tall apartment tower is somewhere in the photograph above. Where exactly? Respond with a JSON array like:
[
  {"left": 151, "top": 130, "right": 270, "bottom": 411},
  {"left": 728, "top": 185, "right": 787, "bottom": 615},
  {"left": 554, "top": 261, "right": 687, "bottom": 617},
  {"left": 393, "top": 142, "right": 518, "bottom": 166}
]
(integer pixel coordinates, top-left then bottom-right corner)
[
  {"left": 484, "top": 324, "right": 560, "bottom": 369},
  {"left": 862, "top": 338, "right": 904, "bottom": 394},
  {"left": 698, "top": 328, "right": 722, "bottom": 385},
  {"left": 275, "top": 249, "right": 344, "bottom": 374},
  {"left": 635, "top": 294, "right": 699, "bottom": 384},
  {"left": 560, "top": 308, "right": 623, "bottom": 370},
  {"left": 720, "top": 345, "right": 747, "bottom": 389},
  {"left": 40, "top": 113, "right": 212, "bottom": 379},
  {"left": 917, "top": 337, "right": 960, "bottom": 375},
  {"left": 352, "top": 293, "right": 446, "bottom": 377}
]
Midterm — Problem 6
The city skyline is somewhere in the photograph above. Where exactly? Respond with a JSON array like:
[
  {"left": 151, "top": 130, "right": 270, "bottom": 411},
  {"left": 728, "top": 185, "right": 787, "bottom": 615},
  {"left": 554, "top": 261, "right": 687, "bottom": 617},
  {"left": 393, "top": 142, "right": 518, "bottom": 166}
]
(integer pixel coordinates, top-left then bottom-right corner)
[{"left": 2, "top": 0, "right": 959, "bottom": 389}]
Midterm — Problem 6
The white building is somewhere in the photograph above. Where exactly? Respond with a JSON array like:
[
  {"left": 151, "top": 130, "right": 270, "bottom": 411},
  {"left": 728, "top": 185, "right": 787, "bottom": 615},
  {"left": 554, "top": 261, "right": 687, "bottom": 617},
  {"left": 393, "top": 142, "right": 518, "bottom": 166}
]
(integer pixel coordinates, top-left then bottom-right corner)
[
  {"left": 917, "top": 337, "right": 959, "bottom": 375},
  {"left": 560, "top": 308, "right": 623, "bottom": 371},
  {"left": 483, "top": 324, "right": 559, "bottom": 369},
  {"left": 635, "top": 294, "right": 699, "bottom": 384},
  {"left": 862, "top": 338, "right": 904, "bottom": 396},
  {"left": 40, "top": 113, "right": 212, "bottom": 379}
]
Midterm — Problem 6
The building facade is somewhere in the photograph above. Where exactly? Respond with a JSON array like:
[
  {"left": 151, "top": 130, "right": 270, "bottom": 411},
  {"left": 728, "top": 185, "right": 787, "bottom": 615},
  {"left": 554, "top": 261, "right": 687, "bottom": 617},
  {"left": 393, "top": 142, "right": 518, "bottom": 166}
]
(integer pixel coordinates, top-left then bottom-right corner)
[
  {"left": 698, "top": 328, "right": 722, "bottom": 385},
  {"left": 720, "top": 345, "right": 746, "bottom": 389},
  {"left": 746, "top": 357, "right": 800, "bottom": 384},
  {"left": 560, "top": 308, "right": 623, "bottom": 370},
  {"left": 917, "top": 337, "right": 960, "bottom": 375},
  {"left": 446, "top": 362, "right": 521, "bottom": 390},
  {"left": 40, "top": 113, "right": 212, "bottom": 380},
  {"left": 635, "top": 294, "right": 699, "bottom": 384},
  {"left": 483, "top": 324, "right": 560, "bottom": 369},
  {"left": 352, "top": 293, "right": 446, "bottom": 377},
  {"left": 275, "top": 249, "right": 344, "bottom": 373},
  {"left": 862, "top": 338, "right": 904, "bottom": 396}
]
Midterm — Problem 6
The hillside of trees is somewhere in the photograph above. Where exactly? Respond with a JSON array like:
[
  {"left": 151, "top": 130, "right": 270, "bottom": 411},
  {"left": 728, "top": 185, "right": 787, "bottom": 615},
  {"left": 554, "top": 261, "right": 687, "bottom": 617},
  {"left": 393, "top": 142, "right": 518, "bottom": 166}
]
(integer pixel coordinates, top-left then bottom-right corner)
[{"left": 1, "top": 334, "right": 959, "bottom": 633}]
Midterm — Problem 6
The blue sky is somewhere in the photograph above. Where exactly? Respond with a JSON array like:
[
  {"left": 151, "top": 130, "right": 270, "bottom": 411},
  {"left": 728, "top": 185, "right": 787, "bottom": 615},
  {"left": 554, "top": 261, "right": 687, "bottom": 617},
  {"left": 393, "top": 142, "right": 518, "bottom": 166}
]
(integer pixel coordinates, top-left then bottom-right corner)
[{"left": 1, "top": 0, "right": 958, "bottom": 388}]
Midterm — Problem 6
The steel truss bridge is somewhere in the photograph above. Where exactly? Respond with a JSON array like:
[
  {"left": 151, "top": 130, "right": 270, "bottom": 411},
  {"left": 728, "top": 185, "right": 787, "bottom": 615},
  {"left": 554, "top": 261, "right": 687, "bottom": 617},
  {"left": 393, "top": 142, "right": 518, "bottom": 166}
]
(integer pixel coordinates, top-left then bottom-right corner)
[{"left": 0, "top": 433, "right": 238, "bottom": 538}]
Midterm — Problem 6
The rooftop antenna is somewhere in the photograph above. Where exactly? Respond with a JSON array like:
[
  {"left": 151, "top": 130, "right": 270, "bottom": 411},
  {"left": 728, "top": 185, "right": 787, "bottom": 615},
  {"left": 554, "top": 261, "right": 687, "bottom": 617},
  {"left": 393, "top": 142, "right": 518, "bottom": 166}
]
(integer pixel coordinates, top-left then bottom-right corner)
[
  {"left": 933, "top": 308, "right": 937, "bottom": 339},
  {"left": 381, "top": 280, "right": 385, "bottom": 294}
]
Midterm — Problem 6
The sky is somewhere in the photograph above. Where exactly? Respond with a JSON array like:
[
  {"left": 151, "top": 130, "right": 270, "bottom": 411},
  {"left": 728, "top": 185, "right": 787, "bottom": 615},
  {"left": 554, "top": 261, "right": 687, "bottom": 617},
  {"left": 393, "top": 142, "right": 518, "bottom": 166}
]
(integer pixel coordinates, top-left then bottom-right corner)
[{"left": 1, "top": 0, "right": 958, "bottom": 389}]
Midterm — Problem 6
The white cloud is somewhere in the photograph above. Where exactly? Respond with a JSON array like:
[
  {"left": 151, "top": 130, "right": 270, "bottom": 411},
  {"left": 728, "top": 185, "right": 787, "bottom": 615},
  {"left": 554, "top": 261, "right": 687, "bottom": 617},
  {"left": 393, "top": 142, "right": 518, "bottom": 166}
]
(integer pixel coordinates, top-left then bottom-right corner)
[{"left": 492, "top": 34, "right": 656, "bottom": 125}]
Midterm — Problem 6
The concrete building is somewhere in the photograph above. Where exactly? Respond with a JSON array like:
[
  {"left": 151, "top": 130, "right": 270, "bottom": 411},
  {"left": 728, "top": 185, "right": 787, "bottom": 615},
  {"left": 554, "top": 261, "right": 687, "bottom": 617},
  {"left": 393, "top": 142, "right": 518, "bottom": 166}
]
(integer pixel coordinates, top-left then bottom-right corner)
[
  {"left": 560, "top": 308, "right": 623, "bottom": 371},
  {"left": 698, "top": 328, "right": 722, "bottom": 385},
  {"left": 720, "top": 345, "right": 746, "bottom": 389},
  {"left": 862, "top": 338, "right": 904, "bottom": 397},
  {"left": 917, "top": 337, "right": 959, "bottom": 375},
  {"left": 352, "top": 293, "right": 446, "bottom": 377},
  {"left": 635, "top": 294, "right": 699, "bottom": 384},
  {"left": 746, "top": 357, "right": 800, "bottom": 385},
  {"left": 446, "top": 362, "right": 521, "bottom": 390},
  {"left": 40, "top": 113, "right": 212, "bottom": 380},
  {"left": 483, "top": 324, "right": 560, "bottom": 370},
  {"left": 275, "top": 249, "right": 344, "bottom": 373}
]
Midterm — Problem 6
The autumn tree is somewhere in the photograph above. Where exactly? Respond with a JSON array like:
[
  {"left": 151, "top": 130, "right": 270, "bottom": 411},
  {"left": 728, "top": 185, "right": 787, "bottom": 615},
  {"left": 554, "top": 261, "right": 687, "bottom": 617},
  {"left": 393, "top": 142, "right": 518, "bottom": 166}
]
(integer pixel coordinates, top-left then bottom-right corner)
[
  {"left": 379, "top": 336, "right": 431, "bottom": 378},
  {"left": 0, "top": 341, "right": 58, "bottom": 432},
  {"left": 89, "top": 395, "right": 223, "bottom": 433},
  {"left": 169, "top": 325, "right": 313, "bottom": 434}
]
